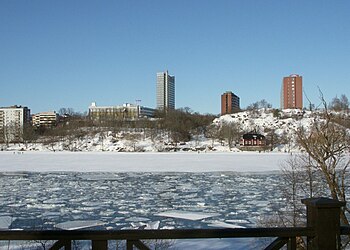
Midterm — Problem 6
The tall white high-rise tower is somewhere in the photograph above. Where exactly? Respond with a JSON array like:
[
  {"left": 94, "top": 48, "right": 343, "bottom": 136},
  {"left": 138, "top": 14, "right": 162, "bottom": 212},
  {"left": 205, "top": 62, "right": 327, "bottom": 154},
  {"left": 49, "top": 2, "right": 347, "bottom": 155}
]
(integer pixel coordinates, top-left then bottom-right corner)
[{"left": 156, "top": 71, "right": 175, "bottom": 110}]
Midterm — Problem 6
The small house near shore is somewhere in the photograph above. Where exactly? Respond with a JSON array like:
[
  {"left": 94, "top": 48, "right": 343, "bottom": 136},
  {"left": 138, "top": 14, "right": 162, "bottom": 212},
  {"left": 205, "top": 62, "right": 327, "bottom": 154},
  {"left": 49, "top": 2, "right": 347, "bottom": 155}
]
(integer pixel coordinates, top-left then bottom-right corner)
[{"left": 240, "top": 132, "right": 266, "bottom": 147}]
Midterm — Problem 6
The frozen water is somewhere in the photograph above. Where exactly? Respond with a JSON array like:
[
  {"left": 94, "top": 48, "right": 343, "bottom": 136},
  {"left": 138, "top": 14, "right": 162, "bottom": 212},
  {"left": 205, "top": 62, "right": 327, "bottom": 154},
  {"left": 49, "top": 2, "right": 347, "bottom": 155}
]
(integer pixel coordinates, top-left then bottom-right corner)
[
  {"left": 131, "top": 221, "right": 160, "bottom": 229},
  {"left": 0, "top": 216, "right": 13, "bottom": 229},
  {"left": 207, "top": 221, "right": 246, "bottom": 229},
  {"left": 0, "top": 172, "right": 286, "bottom": 230},
  {"left": 0, "top": 152, "right": 305, "bottom": 249},
  {"left": 156, "top": 211, "right": 220, "bottom": 221},
  {"left": 0, "top": 151, "right": 289, "bottom": 172},
  {"left": 55, "top": 220, "right": 105, "bottom": 230}
]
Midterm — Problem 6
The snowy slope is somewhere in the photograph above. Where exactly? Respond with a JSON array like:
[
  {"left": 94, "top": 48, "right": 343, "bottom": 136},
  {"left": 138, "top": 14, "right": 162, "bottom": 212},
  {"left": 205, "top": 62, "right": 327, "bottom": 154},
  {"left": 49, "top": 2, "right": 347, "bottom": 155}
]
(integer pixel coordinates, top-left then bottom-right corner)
[
  {"left": 213, "top": 109, "right": 316, "bottom": 151},
  {"left": 0, "top": 109, "right": 340, "bottom": 153}
]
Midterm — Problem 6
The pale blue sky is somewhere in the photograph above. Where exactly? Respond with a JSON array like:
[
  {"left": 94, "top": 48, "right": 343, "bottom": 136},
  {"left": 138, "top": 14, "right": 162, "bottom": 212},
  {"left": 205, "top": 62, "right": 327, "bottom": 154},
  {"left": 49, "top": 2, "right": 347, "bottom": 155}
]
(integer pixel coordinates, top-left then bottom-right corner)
[{"left": 1, "top": 0, "right": 349, "bottom": 114}]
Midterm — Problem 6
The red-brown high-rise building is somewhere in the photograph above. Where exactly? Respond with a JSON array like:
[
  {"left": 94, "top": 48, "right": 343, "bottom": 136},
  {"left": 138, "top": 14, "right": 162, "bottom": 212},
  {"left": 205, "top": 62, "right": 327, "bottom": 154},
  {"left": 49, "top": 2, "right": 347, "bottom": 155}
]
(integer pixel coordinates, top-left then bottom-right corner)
[
  {"left": 281, "top": 74, "right": 303, "bottom": 109},
  {"left": 221, "top": 91, "right": 240, "bottom": 115}
]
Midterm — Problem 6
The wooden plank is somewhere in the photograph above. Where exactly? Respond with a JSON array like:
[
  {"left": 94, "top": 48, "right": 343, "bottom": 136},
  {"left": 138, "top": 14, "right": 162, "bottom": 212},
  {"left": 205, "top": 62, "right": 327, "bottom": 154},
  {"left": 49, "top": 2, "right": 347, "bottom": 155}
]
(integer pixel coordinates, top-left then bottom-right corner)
[
  {"left": 127, "top": 240, "right": 151, "bottom": 250},
  {"left": 92, "top": 240, "right": 108, "bottom": 250},
  {"left": 340, "top": 226, "right": 350, "bottom": 235},
  {"left": 126, "top": 240, "right": 133, "bottom": 250},
  {"left": 287, "top": 237, "right": 296, "bottom": 250},
  {"left": 132, "top": 240, "right": 151, "bottom": 250}
]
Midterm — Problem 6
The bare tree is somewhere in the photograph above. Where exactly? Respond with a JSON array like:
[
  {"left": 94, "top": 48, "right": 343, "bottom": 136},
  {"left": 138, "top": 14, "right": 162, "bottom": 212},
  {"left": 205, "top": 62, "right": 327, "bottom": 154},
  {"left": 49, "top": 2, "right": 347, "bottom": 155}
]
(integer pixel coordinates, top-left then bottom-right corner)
[
  {"left": 246, "top": 99, "right": 272, "bottom": 111},
  {"left": 329, "top": 94, "right": 349, "bottom": 112},
  {"left": 296, "top": 94, "right": 350, "bottom": 225},
  {"left": 58, "top": 107, "right": 76, "bottom": 116},
  {"left": 220, "top": 122, "right": 241, "bottom": 150},
  {"left": 264, "top": 127, "right": 279, "bottom": 151},
  {"left": 205, "top": 124, "right": 220, "bottom": 148}
]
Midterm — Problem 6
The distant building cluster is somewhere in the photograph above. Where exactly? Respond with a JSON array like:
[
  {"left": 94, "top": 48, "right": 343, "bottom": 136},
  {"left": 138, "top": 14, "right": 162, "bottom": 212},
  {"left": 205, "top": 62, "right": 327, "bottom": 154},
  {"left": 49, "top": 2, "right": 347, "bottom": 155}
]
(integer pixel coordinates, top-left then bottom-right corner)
[
  {"left": 0, "top": 71, "right": 176, "bottom": 142},
  {"left": 0, "top": 71, "right": 304, "bottom": 143},
  {"left": 222, "top": 74, "right": 303, "bottom": 114},
  {"left": 89, "top": 70, "right": 176, "bottom": 123}
]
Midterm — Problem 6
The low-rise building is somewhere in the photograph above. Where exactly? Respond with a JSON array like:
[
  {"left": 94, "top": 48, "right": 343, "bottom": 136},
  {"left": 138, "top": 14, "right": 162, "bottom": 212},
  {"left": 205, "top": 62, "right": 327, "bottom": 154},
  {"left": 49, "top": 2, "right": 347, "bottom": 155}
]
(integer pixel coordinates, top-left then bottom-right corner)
[
  {"left": 0, "top": 105, "right": 31, "bottom": 143},
  {"left": 89, "top": 102, "right": 155, "bottom": 122},
  {"left": 240, "top": 132, "right": 266, "bottom": 147},
  {"left": 32, "top": 111, "right": 58, "bottom": 128}
]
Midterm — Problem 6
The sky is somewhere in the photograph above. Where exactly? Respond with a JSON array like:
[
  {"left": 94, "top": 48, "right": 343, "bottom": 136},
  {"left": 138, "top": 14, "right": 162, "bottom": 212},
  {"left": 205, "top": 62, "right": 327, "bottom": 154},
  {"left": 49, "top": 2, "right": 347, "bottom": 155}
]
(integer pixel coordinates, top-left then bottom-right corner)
[{"left": 0, "top": 0, "right": 349, "bottom": 115}]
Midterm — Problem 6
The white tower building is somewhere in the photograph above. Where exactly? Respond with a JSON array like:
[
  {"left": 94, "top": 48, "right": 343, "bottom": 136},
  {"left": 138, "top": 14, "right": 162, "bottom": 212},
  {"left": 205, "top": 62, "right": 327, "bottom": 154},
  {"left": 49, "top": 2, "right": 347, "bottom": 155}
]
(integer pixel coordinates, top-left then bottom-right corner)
[{"left": 156, "top": 71, "right": 175, "bottom": 110}]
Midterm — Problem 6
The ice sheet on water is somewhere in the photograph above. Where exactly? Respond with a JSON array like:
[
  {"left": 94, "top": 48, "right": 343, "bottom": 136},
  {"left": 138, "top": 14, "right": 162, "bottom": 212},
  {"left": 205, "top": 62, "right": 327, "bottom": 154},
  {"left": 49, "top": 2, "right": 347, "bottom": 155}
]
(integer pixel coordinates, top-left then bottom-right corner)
[
  {"left": 55, "top": 220, "right": 105, "bottom": 230},
  {"left": 207, "top": 221, "right": 246, "bottom": 229},
  {"left": 0, "top": 171, "right": 285, "bottom": 231},
  {"left": 226, "top": 219, "right": 251, "bottom": 224},
  {"left": 78, "top": 173, "right": 121, "bottom": 181},
  {"left": 81, "top": 201, "right": 107, "bottom": 207},
  {"left": 131, "top": 221, "right": 160, "bottom": 229},
  {"left": 125, "top": 217, "right": 150, "bottom": 222},
  {"left": 0, "top": 172, "right": 28, "bottom": 177},
  {"left": 43, "top": 198, "right": 66, "bottom": 204},
  {"left": 0, "top": 216, "right": 13, "bottom": 229},
  {"left": 42, "top": 212, "right": 61, "bottom": 218},
  {"left": 155, "top": 210, "right": 220, "bottom": 221}
]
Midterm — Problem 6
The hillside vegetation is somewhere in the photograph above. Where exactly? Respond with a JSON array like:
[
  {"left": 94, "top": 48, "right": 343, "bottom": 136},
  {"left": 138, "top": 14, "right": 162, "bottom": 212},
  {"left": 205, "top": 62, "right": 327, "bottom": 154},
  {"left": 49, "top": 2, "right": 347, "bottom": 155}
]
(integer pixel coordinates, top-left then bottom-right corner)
[{"left": 2, "top": 108, "right": 349, "bottom": 153}]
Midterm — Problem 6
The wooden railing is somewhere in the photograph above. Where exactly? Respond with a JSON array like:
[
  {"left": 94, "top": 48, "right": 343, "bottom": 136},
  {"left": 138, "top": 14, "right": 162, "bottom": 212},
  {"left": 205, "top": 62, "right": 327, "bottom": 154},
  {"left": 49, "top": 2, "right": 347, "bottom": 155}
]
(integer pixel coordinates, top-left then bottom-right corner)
[{"left": 0, "top": 197, "right": 347, "bottom": 250}]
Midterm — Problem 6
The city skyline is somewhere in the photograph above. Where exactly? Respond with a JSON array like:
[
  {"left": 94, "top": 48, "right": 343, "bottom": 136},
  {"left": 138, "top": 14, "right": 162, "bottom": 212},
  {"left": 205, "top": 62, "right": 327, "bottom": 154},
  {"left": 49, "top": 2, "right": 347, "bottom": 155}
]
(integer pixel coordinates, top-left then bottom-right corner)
[{"left": 1, "top": 1, "right": 349, "bottom": 114}]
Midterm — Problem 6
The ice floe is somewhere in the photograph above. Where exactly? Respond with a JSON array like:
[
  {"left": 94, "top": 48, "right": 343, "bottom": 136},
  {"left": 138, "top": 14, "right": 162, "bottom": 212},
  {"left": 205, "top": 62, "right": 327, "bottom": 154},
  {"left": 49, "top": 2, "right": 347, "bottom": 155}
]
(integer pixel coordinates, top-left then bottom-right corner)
[
  {"left": 155, "top": 211, "right": 220, "bottom": 221},
  {"left": 55, "top": 220, "right": 105, "bottom": 230},
  {"left": 207, "top": 221, "right": 246, "bottom": 229},
  {"left": 0, "top": 216, "right": 13, "bottom": 229}
]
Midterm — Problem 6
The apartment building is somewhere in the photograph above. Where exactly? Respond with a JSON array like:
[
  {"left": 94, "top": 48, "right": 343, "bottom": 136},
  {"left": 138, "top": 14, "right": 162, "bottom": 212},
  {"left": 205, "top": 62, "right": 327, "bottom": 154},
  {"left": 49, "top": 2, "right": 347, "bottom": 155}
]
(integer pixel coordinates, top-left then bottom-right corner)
[
  {"left": 221, "top": 91, "right": 240, "bottom": 115},
  {"left": 281, "top": 74, "right": 303, "bottom": 109},
  {"left": 0, "top": 105, "right": 31, "bottom": 142},
  {"left": 32, "top": 111, "right": 58, "bottom": 128},
  {"left": 156, "top": 71, "right": 175, "bottom": 110},
  {"left": 89, "top": 102, "right": 155, "bottom": 122}
]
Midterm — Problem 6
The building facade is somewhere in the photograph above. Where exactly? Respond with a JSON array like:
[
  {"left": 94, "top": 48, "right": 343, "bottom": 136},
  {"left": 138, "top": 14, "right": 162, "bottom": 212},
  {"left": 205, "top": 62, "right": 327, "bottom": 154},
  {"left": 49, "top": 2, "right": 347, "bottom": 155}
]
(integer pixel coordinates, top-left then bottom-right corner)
[
  {"left": 221, "top": 91, "right": 240, "bottom": 115},
  {"left": 89, "top": 102, "right": 155, "bottom": 122},
  {"left": 0, "top": 106, "right": 31, "bottom": 143},
  {"left": 281, "top": 74, "right": 303, "bottom": 109},
  {"left": 156, "top": 71, "right": 175, "bottom": 110},
  {"left": 240, "top": 132, "right": 266, "bottom": 147},
  {"left": 32, "top": 111, "right": 58, "bottom": 128}
]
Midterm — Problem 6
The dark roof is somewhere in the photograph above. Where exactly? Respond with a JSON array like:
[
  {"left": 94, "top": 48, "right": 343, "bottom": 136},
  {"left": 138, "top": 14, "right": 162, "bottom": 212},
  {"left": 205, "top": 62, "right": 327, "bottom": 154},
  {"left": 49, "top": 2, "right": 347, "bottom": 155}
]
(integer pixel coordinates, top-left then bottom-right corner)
[{"left": 242, "top": 133, "right": 265, "bottom": 140}]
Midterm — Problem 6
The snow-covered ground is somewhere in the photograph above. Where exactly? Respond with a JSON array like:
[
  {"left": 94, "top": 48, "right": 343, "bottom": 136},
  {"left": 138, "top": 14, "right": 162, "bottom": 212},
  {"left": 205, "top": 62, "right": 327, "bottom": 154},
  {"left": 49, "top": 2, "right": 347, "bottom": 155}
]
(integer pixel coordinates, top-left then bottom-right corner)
[{"left": 0, "top": 151, "right": 290, "bottom": 172}]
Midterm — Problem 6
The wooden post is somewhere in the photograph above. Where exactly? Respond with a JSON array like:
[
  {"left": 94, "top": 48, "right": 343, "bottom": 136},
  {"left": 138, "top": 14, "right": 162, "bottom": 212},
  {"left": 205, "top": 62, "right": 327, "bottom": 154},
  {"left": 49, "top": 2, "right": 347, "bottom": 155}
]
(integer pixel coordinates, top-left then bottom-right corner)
[
  {"left": 91, "top": 240, "right": 108, "bottom": 250},
  {"left": 302, "top": 197, "right": 346, "bottom": 250}
]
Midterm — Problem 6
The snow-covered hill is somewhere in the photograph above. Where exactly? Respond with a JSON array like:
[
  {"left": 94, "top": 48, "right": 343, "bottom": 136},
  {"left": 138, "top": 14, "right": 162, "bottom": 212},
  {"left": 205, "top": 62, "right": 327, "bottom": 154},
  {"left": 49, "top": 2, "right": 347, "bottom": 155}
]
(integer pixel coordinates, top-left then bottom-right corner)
[
  {"left": 213, "top": 109, "right": 316, "bottom": 152},
  {"left": 1, "top": 109, "right": 343, "bottom": 153}
]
